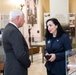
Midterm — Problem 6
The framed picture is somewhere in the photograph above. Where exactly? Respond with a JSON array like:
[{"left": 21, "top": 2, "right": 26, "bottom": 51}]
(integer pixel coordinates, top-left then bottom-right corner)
[{"left": 26, "top": 0, "right": 38, "bottom": 25}]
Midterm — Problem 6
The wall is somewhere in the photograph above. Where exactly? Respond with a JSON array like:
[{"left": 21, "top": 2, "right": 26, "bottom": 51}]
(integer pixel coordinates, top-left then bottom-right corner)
[
  {"left": 50, "top": 0, "right": 69, "bottom": 26},
  {"left": 39, "top": 0, "right": 50, "bottom": 38},
  {"left": 0, "top": 0, "right": 16, "bottom": 13},
  {"left": 69, "top": 0, "right": 76, "bottom": 13},
  {"left": 69, "top": 0, "right": 76, "bottom": 45},
  {"left": 0, "top": 0, "right": 17, "bottom": 28}
]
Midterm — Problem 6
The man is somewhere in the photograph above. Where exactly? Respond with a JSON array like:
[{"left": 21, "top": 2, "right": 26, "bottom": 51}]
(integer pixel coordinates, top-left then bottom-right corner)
[{"left": 2, "top": 9, "right": 31, "bottom": 75}]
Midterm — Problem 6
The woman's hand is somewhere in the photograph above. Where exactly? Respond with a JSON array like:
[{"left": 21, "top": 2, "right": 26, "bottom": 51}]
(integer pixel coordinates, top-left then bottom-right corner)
[
  {"left": 45, "top": 53, "right": 49, "bottom": 56},
  {"left": 48, "top": 53, "right": 56, "bottom": 62}
]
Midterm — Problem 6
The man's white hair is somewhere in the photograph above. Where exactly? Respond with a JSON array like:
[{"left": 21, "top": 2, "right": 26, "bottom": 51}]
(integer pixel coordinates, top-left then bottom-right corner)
[{"left": 9, "top": 9, "right": 23, "bottom": 20}]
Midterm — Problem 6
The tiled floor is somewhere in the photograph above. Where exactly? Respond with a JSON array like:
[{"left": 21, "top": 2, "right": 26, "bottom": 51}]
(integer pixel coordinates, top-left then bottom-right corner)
[{"left": 28, "top": 53, "right": 47, "bottom": 75}]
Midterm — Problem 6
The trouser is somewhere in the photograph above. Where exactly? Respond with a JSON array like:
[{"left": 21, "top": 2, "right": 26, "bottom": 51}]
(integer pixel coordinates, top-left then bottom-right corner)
[{"left": 47, "top": 69, "right": 66, "bottom": 75}]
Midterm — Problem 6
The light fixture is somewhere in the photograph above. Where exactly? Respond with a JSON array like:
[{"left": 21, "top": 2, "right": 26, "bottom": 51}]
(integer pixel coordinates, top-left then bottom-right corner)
[{"left": 20, "top": 4, "right": 24, "bottom": 10}]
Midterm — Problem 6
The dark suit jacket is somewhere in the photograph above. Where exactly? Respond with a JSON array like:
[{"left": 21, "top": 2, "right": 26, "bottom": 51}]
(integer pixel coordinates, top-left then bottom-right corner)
[
  {"left": 45, "top": 34, "right": 72, "bottom": 75},
  {"left": 2, "top": 23, "right": 31, "bottom": 75}
]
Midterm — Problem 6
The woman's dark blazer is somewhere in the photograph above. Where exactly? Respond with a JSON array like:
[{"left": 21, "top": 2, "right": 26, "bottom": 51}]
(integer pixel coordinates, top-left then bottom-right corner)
[
  {"left": 2, "top": 23, "right": 31, "bottom": 75},
  {"left": 45, "top": 33, "right": 72, "bottom": 75}
]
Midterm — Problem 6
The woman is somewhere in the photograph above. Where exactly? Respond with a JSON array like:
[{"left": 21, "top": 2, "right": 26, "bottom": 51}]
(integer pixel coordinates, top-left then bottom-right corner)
[{"left": 44, "top": 18, "right": 72, "bottom": 75}]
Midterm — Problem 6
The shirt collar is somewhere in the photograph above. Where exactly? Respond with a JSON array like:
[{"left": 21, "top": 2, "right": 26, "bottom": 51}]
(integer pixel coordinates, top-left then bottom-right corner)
[{"left": 9, "top": 21, "right": 19, "bottom": 29}]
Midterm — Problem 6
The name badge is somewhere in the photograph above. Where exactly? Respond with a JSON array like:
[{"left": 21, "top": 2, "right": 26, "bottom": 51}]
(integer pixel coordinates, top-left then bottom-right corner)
[{"left": 48, "top": 40, "right": 50, "bottom": 43}]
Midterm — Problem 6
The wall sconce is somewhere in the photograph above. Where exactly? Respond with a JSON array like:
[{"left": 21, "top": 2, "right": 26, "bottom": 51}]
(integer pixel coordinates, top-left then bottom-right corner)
[{"left": 20, "top": 4, "right": 24, "bottom": 10}]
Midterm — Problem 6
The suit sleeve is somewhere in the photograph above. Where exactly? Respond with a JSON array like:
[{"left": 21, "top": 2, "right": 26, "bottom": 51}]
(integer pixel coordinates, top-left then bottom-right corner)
[
  {"left": 55, "top": 34, "right": 72, "bottom": 61},
  {"left": 8, "top": 30, "right": 31, "bottom": 68}
]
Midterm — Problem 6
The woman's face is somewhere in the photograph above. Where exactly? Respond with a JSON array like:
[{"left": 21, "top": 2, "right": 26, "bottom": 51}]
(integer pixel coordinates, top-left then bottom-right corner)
[{"left": 47, "top": 21, "right": 58, "bottom": 36}]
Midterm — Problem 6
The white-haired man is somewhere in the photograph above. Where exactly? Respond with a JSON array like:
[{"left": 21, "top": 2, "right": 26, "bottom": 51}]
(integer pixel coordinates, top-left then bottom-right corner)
[{"left": 2, "top": 9, "right": 31, "bottom": 75}]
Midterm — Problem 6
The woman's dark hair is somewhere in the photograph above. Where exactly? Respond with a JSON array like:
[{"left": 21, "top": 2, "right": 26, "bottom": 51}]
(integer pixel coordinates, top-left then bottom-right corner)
[{"left": 45, "top": 18, "right": 65, "bottom": 39}]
